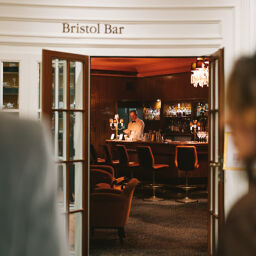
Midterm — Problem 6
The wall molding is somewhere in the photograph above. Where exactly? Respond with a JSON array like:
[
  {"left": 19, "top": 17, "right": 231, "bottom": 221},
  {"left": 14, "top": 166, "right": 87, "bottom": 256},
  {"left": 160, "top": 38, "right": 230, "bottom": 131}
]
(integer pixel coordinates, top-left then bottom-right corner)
[
  {"left": 0, "top": 1, "right": 237, "bottom": 10},
  {"left": 0, "top": 40, "right": 222, "bottom": 49},
  {"left": 0, "top": 16, "right": 223, "bottom": 24},
  {"left": 0, "top": 33, "right": 222, "bottom": 41}
]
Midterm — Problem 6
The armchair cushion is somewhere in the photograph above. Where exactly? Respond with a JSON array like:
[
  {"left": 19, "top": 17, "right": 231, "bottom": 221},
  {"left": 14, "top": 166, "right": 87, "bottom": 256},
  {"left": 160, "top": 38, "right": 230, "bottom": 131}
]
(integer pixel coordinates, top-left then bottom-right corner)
[
  {"left": 90, "top": 178, "right": 139, "bottom": 228},
  {"left": 91, "top": 165, "right": 115, "bottom": 177},
  {"left": 94, "top": 187, "right": 122, "bottom": 194},
  {"left": 90, "top": 169, "right": 113, "bottom": 190}
]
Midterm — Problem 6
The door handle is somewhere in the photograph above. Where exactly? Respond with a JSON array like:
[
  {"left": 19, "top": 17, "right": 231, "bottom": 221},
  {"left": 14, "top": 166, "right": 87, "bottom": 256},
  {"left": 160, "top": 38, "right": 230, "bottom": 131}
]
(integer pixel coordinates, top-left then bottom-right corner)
[{"left": 209, "top": 161, "right": 221, "bottom": 167}]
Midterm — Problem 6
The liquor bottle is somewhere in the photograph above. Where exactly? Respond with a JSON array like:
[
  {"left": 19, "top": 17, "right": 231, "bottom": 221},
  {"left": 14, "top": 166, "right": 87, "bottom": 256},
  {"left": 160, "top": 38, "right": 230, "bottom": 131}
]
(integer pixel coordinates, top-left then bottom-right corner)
[
  {"left": 200, "top": 104, "right": 205, "bottom": 116},
  {"left": 170, "top": 120, "right": 174, "bottom": 132},
  {"left": 181, "top": 103, "right": 185, "bottom": 117},
  {"left": 197, "top": 103, "right": 201, "bottom": 117},
  {"left": 197, "top": 121, "right": 201, "bottom": 131},
  {"left": 190, "top": 121, "right": 193, "bottom": 132},
  {"left": 177, "top": 103, "right": 181, "bottom": 117}
]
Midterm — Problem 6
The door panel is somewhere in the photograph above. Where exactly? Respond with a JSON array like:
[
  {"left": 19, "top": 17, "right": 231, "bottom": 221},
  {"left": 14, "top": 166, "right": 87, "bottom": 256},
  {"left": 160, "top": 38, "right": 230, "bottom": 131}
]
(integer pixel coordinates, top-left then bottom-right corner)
[
  {"left": 42, "top": 49, "right": 89, "bottom": 256},
  {"left": 208, "top": 48, "right": 224, "bottom": 256}
]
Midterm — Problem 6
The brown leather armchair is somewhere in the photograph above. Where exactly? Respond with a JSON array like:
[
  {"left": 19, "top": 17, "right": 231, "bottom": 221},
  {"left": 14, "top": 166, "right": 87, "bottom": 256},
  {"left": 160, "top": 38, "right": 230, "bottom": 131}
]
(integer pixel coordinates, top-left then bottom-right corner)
[
  {"left": 90, "top": 178, "right": 139, "bottom": 243},
  {"left": 90, "top": 165, "right": 125, "bottom": 191},
  {"left": 90, "top": 169, "right": 113, "bottom": 191},
  {"left": 91, "top": 165, "right": 115, "bottom": 177}
]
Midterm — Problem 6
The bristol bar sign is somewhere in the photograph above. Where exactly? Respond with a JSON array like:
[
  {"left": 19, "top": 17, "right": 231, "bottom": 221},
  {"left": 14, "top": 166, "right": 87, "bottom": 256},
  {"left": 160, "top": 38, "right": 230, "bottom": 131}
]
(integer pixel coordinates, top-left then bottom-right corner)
[{"left": 62, "top": 23, "right": 125, "bottom": 34}]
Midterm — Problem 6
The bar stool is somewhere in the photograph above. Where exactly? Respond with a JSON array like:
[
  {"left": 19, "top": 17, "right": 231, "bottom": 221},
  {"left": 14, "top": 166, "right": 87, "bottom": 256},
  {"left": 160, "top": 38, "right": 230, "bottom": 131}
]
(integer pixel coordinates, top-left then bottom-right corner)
[
  {"left": 115, "top": 144, "right": 139, "bottom": 178},
  {"left": 103, "top": 144, "right": 120, "bottom": 177},
  {"left": 136, "top": 146, "right": 168, "bottom": 201},
  {"left": 103, "top": 144, "right": 120, "bottom": 166},
  {"left": 90, "top": 144, "right": 105, "bottom": 165},
  {"left": 175, "top": 145, "right": 199, "bottom": 203}
]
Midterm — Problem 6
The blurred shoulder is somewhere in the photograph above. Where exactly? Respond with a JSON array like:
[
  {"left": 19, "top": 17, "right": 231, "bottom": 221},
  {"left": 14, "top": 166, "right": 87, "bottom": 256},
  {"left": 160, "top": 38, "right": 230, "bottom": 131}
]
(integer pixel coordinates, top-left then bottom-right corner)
[
  {"left": 0, "top": 113, "right": 45, "bottom": 136},
  {"left": 219, "top": 188, "right": 256, "bottom": 255},
  {"left": 0, "top": 113, "right": 51, "bottom": 153},
  {"left": 226, "top": 188, "right": 256, "bottom": 225}
]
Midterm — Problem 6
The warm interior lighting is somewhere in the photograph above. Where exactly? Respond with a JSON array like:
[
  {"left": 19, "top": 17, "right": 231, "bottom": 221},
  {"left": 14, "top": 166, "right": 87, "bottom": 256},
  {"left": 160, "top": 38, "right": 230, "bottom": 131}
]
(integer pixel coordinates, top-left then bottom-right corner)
[{"left": 191, "top": 58, "right": 209, "bottom": 88}]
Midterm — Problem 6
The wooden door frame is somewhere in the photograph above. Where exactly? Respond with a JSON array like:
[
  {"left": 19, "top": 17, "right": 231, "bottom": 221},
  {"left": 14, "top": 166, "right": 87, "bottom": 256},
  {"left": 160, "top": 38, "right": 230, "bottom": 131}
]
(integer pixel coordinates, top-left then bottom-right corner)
[
  {"left": 41, "top": 50, "right": 224, "bottom": 256},
  {"left": 42, "top": 49, "right": 89, "bottom": 256},
  {"left": 207, "top": 48, "right": 225, "bottom": 256}
]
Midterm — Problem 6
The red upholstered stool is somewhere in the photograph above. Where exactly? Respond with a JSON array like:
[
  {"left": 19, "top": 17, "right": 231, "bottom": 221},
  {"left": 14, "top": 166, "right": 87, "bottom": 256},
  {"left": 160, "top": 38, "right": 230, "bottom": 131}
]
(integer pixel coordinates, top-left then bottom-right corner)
[
  {"left": 116, "top": 144, "right": 139, "bottom": 178},
  {"left": 90, "top": 144, "right": 106, "bottom": 165},
  {"left": 175, "top": 145, "right": 199, "bottom": 203},
  {"left": 103, "top": 144, "right": 120, "bottom": 176},
  {"left": 136, "top": 145, "right": 168, "bottom": 201},
  {"left": 103, "top": 144, "right": 120, "bottom": 166}
]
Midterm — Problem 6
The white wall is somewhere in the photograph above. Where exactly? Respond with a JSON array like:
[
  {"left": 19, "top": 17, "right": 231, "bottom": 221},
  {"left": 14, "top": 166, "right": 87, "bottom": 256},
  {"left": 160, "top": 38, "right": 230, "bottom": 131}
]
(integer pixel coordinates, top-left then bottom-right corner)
[{"left": 0, "top": 0, "right": 255, "bottom": 215}]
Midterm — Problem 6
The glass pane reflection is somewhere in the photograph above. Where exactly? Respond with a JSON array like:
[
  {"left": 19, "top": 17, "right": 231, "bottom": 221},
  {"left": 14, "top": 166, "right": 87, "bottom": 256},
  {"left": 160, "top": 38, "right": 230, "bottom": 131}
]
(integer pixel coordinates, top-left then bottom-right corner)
[
  {"left": 52, "top": 111, "right": 66, "bottom": 160},
  {"left": 69, "top": 112, "right": 83, "bottom": 160},
  {"left": 70, "top": 61, "right": 83, "bottom": 109},
  {"left": 69, "top": 162, "right": 83, "bottom": 210},
  {"left": 57, "top": 164, "right": 66, "bottom": 212},
  {"left": 52, "top": 59, "right": 67, "bottom": 109}
]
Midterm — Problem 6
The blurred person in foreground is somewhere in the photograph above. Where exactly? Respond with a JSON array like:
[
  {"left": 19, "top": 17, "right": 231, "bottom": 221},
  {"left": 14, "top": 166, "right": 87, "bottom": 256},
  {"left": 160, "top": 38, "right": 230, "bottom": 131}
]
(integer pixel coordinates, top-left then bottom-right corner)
[
  {"left": 218, "top": 54, "right": 256, "bottom": 255},
  {"left": 0, "top": 113, "right": 67, "bottom": 256}
]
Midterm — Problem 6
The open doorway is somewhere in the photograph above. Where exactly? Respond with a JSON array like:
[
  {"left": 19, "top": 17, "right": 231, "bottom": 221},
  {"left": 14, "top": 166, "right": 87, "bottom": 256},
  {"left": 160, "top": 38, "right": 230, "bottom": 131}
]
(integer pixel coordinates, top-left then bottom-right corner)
[
  {"left": 41, "top": 49, "right": 224, "bottom": 256},
  {"left": 89, "top": 53, "right": 224, "bottom": 255}
]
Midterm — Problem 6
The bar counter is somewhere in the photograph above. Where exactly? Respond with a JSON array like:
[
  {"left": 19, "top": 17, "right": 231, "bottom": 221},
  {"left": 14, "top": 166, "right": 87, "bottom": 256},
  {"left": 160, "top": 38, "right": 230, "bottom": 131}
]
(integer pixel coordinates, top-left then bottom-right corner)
[{"left": 106, "top": 139, "right": 208, "bottom": 184}]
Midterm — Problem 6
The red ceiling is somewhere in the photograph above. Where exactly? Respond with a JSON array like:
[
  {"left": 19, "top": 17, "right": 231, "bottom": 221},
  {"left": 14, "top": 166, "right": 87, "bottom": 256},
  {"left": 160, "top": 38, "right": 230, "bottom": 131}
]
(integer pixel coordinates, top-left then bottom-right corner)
[{"left": 91, "top": 57, "right": 196, "bottom": 77}]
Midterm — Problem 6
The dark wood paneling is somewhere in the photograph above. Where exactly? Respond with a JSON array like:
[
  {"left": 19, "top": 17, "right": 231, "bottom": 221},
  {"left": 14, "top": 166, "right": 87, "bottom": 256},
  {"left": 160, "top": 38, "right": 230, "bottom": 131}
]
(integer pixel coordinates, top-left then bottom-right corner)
[
  {"left": 90, "top": 75, "right": 136, "bottom": 157},
  {"left": 90, "top": 72, "right": 208, "bottom": 157}
]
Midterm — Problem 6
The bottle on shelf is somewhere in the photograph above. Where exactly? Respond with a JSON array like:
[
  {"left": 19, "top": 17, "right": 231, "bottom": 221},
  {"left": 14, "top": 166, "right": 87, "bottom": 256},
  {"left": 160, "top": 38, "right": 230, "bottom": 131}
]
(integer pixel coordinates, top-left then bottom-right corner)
[
  {"left": 177, "top": 103, "right": 181, "bottom": 117},
  {"left": 190, "top": 121, "right": 193, "bottom": 132},
  {"left": 197, "top": 121, "right": 201, "bottom": 131},
  {"left": 151, "top": 130, "right": 156, "bottom": 142}
]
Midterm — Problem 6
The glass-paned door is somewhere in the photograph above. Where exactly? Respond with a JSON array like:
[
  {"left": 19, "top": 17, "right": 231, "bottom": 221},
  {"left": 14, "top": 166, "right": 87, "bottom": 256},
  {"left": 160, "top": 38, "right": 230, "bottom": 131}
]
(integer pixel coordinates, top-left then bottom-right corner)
[
  {"left": 42, "top": 50, "right": 89, "bottom": 256},
  {"left": 208, "top": 48, "right": 225, "bottom": 256}
]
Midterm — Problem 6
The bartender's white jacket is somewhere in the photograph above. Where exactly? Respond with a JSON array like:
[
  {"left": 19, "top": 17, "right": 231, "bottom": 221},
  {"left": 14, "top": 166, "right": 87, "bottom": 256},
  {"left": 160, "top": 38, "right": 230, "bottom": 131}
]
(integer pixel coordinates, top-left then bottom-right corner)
[{"left": 124, "top": 117, "right": 145, "bottom": 140}]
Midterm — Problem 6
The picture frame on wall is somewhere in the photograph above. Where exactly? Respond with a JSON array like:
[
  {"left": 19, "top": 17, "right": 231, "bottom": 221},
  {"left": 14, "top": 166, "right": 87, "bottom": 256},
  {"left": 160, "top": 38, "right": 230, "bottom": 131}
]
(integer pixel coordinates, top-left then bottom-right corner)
[{"left": 223, "top": 132, "right": 244, "bottom": 170}]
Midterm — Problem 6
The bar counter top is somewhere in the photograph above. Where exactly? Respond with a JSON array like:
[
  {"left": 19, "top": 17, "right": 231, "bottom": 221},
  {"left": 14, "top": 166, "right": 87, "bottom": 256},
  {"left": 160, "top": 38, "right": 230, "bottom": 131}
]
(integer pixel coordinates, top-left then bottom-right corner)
[
  {"left": 106, "top": 139, "right": 207, "bottom": 146},
  {"left": 106, "top": 139, "right": 208, "bottom": 183}
]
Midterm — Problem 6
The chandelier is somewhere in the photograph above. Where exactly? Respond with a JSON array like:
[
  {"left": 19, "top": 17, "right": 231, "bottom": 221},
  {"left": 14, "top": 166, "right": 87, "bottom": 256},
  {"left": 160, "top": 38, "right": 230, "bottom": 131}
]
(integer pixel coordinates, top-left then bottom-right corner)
[{"left": 191, "top": 58, "right": 209, "bottom": 88}]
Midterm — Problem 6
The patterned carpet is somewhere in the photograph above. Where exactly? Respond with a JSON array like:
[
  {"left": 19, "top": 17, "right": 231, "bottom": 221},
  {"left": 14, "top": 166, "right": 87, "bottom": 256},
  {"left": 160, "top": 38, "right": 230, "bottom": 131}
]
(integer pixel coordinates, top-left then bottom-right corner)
[{"left": 90, "top": 187, "right": 208, "bottom": 256}]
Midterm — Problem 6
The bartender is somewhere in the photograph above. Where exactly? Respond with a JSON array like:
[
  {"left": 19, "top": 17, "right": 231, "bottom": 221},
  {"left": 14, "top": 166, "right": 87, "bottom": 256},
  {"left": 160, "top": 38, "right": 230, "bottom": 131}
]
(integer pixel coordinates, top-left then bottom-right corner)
[{"left": 124, "top": 110, "right": 145, "bottom": 140}]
